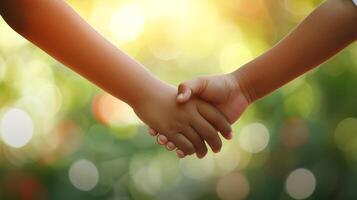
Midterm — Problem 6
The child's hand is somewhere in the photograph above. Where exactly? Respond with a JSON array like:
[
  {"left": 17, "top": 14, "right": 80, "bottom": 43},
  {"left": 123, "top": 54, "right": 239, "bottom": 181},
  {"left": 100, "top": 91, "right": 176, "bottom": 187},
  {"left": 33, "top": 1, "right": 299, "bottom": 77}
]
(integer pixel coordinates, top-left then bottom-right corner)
[
  {"left": 148, "top": 73, "right": 250, "bottom": 156},
  {"left": 133, "top": 83, "right": 231, "bottom": 158},
  {"left": 177, "top": 73, "right": 250, "bottom": 123}
]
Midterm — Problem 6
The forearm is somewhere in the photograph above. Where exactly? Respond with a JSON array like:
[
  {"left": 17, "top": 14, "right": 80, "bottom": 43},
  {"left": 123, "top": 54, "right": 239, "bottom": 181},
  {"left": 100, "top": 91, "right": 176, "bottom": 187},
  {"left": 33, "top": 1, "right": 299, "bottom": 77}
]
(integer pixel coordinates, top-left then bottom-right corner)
[
  {"left": 0, "top": 0, "right": 163, "bottom": 107},
  {"left": 233, "top": 0, "right": 357, "bottom": 102}
]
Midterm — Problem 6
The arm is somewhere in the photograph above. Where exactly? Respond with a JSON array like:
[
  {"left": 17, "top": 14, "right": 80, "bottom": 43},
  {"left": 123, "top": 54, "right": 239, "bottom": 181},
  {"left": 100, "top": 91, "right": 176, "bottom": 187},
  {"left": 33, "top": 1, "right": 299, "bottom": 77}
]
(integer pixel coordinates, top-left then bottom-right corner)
[
  {"left": 235, "top": 0, "right": 357, "bottom": 102},
  {"left": 0, "top": 0, "right": 232, "bottom": 158},
  {"left": 0, "top": 0, "right": 155, "bottom": 106},
  {"left": 172, "top": 0, "right": 357, "bottom": 125}
]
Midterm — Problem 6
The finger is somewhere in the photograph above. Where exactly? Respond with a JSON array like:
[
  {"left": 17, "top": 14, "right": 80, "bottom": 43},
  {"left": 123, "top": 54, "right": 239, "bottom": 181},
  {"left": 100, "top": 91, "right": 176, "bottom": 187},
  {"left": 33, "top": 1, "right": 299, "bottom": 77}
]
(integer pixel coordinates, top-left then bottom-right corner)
[
  {"left": 176, "top": 149, "right": 185, "bottom": 158},
  {"left": 177, "top": 84, "right": 192, "bottom": 103},
  {"left": 177, "top": 78, "right": 206, "bottom": 103},
  {"left": 166, "top": 133, "right": 195, "bottom": 156},
  {"left": 196, "top": 102, "right": 232, "bottom": 140},
  {"left": 166, "top": 142, "right": 176, "bottom": 151},
  {"left": 148, "top": 128, "right": 159, "bottom": 136},
  {"left": 157, "top": 134, "right": 168, "bottom": 145},
  {"left": 191, "top": 114, "right": 222, "bottom": 153},
  {"left": 181, "top": 126, "right": 208, "bottom": 158}
]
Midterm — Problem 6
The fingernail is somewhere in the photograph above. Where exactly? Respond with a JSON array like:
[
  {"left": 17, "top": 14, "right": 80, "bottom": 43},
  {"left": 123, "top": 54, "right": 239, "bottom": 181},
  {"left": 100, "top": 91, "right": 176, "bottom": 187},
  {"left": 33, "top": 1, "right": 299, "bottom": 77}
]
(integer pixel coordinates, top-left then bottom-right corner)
[
  {"left": 158, "top": 135, "right": 167, "bottom": 145},
  {"left": 149, "top": 129, "right": 157, "bottom": 136},
  {"left": 166, "top": 142, "right": 175, "bottom": 151},
  {"left": 177, "top": 93, "right": 184, "bottom": 100},
  {"left": 176, "top": 150, "right": 185, "bottom": 158}
]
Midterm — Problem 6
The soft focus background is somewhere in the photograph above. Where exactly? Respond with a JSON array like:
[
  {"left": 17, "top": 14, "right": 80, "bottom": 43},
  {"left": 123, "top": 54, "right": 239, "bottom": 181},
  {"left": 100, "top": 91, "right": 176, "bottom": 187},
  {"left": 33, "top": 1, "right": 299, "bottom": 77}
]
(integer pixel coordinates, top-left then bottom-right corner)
[{"left": 0, "top": 0, "right": 357, "bottom": 199}]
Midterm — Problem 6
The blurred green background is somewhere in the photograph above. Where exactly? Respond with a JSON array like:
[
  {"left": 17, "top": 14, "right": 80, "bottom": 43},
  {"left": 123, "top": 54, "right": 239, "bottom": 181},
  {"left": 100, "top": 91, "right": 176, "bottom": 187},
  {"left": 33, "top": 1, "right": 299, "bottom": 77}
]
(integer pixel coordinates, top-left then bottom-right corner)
[{"left": 0, "top": 0, "right": 357, "bottom": 199}]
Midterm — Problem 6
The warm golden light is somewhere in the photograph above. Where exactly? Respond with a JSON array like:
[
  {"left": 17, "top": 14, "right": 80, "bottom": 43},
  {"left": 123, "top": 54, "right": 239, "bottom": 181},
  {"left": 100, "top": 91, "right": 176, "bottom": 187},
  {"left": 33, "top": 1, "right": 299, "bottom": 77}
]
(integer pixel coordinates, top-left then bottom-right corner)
[{"left": 111, "top": 4, "right": 144, "bottom": 43}]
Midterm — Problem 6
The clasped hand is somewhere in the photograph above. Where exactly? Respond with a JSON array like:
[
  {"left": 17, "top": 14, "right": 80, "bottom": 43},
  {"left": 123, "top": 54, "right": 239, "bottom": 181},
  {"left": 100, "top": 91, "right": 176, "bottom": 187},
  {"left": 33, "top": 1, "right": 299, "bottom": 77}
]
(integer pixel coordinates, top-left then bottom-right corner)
[{"left": 146, "top": 73, "right": 250, "bottom": 158}]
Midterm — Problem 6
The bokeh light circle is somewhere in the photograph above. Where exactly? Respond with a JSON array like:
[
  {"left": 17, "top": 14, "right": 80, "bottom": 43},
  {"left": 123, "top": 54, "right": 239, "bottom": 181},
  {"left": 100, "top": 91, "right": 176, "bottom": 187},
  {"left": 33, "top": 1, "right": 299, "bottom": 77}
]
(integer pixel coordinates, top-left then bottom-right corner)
[
  {"left": 280, "top": 118, "right": 309, "bottom": 149},
  {"left": 216, "top": 172, "right": 250, "bottom": 200},
  {"left": 92, "top": 92, "right": 140, "bottom": 126},
  {"left": 285, "top": 168, "right": 316, "bottom": 199},
  {"left": 214, "top": 144, "right": 241, "bottom": 174},
  {"left": 180, "top": 155, "right": 215, "bottom": 180},
  {"left": 0, "top": 108, "right": 34, "bottom": 148},
  {"left": 334, "top": 118, "right": 357, "bottom": 157},
  {"left": 69, "top": 159, "right": 99, "bottom": 191},
  {"left": 239, "top": 123, "right": 270, "bottom": 153}
]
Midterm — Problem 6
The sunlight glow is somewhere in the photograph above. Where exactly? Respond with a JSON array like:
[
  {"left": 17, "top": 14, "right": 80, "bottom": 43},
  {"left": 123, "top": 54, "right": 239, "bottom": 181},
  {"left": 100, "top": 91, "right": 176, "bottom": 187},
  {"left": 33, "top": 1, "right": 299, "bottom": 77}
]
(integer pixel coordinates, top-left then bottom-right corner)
[
  {"left": 220, "top": 43, "right": 252, "bottom": 73},
  {"left": 111, "top": 4, "right": 144, "bottom": 43}
]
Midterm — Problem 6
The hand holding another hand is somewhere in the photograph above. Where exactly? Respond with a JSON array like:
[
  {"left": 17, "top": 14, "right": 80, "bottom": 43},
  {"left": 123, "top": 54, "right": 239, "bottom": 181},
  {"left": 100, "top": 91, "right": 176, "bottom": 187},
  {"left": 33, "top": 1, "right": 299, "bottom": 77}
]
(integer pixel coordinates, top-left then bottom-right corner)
[{"left": 149, "top": 73, "right": 251, "bottom": 158}]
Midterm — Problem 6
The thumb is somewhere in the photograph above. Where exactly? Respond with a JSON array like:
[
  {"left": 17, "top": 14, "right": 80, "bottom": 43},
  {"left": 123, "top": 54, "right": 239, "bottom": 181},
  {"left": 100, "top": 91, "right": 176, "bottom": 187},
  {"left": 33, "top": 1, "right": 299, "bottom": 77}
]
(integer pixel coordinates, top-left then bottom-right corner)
[{"left": 177, "top": 78, "right": 205, "bottom": 103}]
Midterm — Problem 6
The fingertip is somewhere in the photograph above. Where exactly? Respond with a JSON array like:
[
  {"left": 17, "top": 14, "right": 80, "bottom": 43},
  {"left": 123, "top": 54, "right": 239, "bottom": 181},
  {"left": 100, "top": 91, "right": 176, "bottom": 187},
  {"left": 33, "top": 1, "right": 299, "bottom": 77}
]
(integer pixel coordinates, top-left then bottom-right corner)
[
  {"left": 222, "top": 131, "right": 233, "bottom": 140},
  {"left": 195, "top": 146, "right": 208, "bottom": 159},
  {"left": 209, "top": 137, "right": 222, "bottom": 154},
  {"left": 217, "top": 122, "right": 233, "bottom": 140},
  {"left": 176, "top": 149, "right": 185, "bottom": 158},
  {"left": 177, "top": 93, "right": 186, "bottom": 103},
  {"left": 166, "top": 142, "right": 176, "bottom": 151},
  {"left": 177, "top": 85, "right": 192, "bottom": 103},
  {"left": 148, "top": 128, "right": 158, "bottom": 136},
  {"left": 226, "top": 131, "right": 233, "bottom": 140},
  {"left": 178, "top": 83, "right": 186, "bottom": 93},
  {"left": 212, "top": 144, "right": 222, "bottom": 153},
  {"left": 157, "top": 135, "right": 168, "bottom": 145},
  {"left": 196, "top": 152, "right": 206, "bottom": 159},
  {"left": 177, "top": 92, "right": 190, "bottom": 103},
  {"left": 184, "top": 89, "right": 192, "bottom": 100}
]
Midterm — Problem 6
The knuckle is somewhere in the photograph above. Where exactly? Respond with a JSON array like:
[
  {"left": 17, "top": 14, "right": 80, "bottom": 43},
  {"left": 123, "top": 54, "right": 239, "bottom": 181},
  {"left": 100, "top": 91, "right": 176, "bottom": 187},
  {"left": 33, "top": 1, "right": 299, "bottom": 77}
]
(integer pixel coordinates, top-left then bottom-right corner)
[
  {"left": 170, "top": 122, "right": 181, "bottom": 131},
  {"left": 198, "top": 76, "right": 208, "bottom": 83}
]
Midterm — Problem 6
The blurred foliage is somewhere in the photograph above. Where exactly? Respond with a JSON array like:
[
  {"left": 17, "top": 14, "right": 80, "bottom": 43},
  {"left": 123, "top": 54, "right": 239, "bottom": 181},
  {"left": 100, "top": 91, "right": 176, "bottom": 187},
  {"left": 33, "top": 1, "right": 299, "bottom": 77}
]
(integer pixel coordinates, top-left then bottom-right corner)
[{"left": 0, "top": 0, "right": 357, "bottom": 199}]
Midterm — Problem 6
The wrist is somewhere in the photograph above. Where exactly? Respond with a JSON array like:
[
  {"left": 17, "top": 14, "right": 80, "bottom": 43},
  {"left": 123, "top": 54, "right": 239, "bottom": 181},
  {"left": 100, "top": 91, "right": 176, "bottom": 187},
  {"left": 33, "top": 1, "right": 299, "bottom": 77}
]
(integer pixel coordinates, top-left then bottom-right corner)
[
  {"left": 229, "top": 69, "right": 254, "bottom": 104},
  {"left": 128, "top": 78, "right": 173, "bottom": 111}
]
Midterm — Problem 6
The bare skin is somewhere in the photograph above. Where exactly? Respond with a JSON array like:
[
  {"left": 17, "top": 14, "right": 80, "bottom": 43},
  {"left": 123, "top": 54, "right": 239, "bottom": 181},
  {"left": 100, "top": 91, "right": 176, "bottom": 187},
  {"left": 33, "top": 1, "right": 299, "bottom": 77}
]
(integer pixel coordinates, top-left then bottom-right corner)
[
  {"left": 150, "top": 0, "right": 357, "bottom": 155},
  {"left": 0, "top": 0, "right": 232, "bottom": 158}
]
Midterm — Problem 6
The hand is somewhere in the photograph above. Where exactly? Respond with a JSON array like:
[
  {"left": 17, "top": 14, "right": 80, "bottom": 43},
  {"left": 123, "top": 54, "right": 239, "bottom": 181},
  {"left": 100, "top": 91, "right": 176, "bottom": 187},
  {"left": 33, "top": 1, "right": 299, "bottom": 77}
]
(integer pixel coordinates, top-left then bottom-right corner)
[
  {"left": 148, "top": 73, "right": 250, "bottom": 157},
  {"left": 133, "top": 83, "right": 231, "bottom": 158},
  {"left": 177, "top": 73, "right": 250, "bottom": 123}
]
